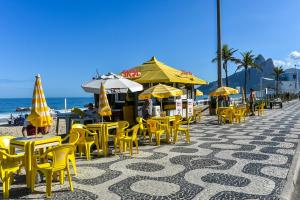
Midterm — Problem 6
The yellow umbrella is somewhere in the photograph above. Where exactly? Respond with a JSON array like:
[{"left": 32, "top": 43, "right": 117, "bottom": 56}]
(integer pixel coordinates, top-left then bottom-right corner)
[
  {"left": 139, "top": 84, "right": 183, "bottom": 110},
  {"left": 122, "top": 56, "right": 207, "bottom": 85},
  {"left": 209, "top": 86, "right": 239, "bottom": 97},
  {"left": 98, "top": 83, "right": 112, "bottom": 120},
  {"left": 196, "top": 89, "right": 204, "bottom": 96},
  {"left": 27, "top": 74, "right": 52, "bottom": 129},
  {"left": 139, "top": 84, "right": 183, "bottom": 100}
]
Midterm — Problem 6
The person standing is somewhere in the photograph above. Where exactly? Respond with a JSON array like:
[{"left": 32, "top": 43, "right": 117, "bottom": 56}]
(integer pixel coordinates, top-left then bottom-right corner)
[
  {"left": 142, "top": 99, "right": 151, "bottom": 119},
  {"left": 249, "top": 88, "right": 256, "bottom": 116}
]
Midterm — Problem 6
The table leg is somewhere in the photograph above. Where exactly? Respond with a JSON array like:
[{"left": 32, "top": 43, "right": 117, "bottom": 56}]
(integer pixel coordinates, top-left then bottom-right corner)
[{"left": 25, "top": 142, "right": 31, "bottom": 188}]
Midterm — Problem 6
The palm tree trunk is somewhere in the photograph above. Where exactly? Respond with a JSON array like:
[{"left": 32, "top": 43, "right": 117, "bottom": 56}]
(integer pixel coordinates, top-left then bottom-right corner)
[
  {"left": 276, "top": 76, "right": 279, "bottom": 96},
  {"left": 244, "top": 68, "right": 247, "bottom": 101},
  {"left": 217, "top": 0, "right": 222, "bottom": 87},
  {"left": 224, "top": 62, "right": 229, "bottom": 86}
]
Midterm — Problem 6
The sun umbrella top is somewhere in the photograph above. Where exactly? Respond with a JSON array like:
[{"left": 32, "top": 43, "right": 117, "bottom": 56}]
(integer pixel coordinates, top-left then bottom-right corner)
[
  {"left": 196, "top": 89, "right": 204, "bottom": 96},
  {"left": 209, "top": 86, "right": 239, "bottom": 97},
  {"left": 27, "top": 74, "right": 52, "bottom": 127},
  {"left": 82, "top": 72, "right": 143, "bottom": 94},
  {"left": 122, "top": 56, "right": 207, "bottom": 85},
  {"left": 139, "top": 83, "right": 183, "bottom": 100}
]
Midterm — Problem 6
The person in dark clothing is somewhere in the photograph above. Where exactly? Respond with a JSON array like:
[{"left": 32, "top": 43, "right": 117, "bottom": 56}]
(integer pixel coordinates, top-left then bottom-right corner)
[{"left": 249, "top": 88, "right": 256, "bottom": 116}]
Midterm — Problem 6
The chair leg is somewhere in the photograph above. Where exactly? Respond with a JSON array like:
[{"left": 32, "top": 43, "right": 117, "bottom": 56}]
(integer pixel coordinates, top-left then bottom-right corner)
[
  {"left": 186, "top": 131, "right": 190, "bottom": 143},
  {"left": 156, "top": 133, "right": 160, "bottom": 146},
  {"left": 85, "top": 144, "right": 90, "bottom": 160},
  {"left": 66, "top": 166, "right": 74, "bottom": 192},
  {"left": 31, "top": 169, "right": 36, "bottom": 192},
  {"left": 173, "top": 130, "right": 178, "bottom": 144},
  {"left": 4, "top": 173, "right": 9, "bottom": 199},
  {"left": 149, "top": 133, "right": 152, "bottom": 144},
  {"left": 78, "top": 145, "right": 83, "bottom": 157},
  {"left": 114, "top": 137, "right": 119, "bottom": 155},
  {"left": 123, "top": 141, "right": 127, "bottom": 152},
  {"left": 69, "top": 155, "right": 77, "bottom": 176},
  {"left": 46, "top": 172, "right": 53, "bottom": 198},
  {"left": 59, "top": 170, "right": 65, "bottom": 184},
  {"left": 135, "top": 140, "right": 139, "bottom": 154},
  {"left": 129, "top": 141, "right": 133, "bottom": 157}
]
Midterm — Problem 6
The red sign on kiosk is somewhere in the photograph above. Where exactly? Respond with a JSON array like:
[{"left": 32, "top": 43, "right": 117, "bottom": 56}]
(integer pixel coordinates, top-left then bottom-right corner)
[
  {"left": 181, "top": 71, "right": 192, "bottom": 76},
  {"left": 121, "top": 69, "right": 141, "bottom": 79}
]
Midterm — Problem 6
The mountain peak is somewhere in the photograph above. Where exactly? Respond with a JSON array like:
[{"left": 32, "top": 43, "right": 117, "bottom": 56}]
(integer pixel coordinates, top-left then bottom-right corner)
[{"left": 255, "top": 54, "right": 266, "bottom": 65}]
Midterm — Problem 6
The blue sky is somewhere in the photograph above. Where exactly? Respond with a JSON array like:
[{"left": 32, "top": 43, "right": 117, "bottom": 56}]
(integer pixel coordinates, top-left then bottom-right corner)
[{"left": 0, "top": 0, "right": 300, "bottom": 98}]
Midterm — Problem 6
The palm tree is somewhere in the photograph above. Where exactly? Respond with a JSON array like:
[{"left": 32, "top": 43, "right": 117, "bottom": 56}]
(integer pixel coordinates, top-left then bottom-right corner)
[
  {"left": 235, "top": 51, "right": 261, "bottom": 99},
  {"left": 212, "top": 44, "right": 238, "bottom": 86},
  {"left": 273, "top": 66, "right": 284, "bottom": 95}
]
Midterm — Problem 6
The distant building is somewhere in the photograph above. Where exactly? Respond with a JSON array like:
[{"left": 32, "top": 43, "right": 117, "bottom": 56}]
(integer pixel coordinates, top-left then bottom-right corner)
[{"left": 279, "top": 68, "right": 300, "bottom": 93}]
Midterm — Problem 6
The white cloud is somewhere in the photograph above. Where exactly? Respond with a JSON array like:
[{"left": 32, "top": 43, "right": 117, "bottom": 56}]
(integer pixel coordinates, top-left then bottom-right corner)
[
  {"left": 289, "top": 51, "right": 300, "bottom": 60},
  {"left": 273, "top": 51, "right": 300, "bottom": 69},
  {"left": 273, "top": 60, "right": 286, "bottom": 67}
]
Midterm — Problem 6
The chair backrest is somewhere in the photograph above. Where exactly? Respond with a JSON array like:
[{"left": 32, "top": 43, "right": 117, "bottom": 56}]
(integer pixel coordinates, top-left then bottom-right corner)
[
  {"left": 147, "top": 119, "right": 159, "bottom": 133},
  {"left": 160, "top": 111, "right": 166, "bottom": 117},
  {"left": 71, "top": 127, "right": 93, "bottom": 143},
  {"left": 72, "top": 123, "right": 86, "bottom": 129},
  {"left": 44, "top": 144, "right": 74, "bottom": 169},
  {"left": 136, "top": 117, "right": 146, "bottom": 130},
  {"left": 0, "top": 136, "right": 15, "bottom": 151},
  {"left": 117, "top": 121, "right": 129, "bottom": 137},
  {"left": 0, "top": 150, "right": 20, "bottom": 179},
  {"left": 68, "top": 130, "right": 80, "bottom": 145},
  {"left": 130, "top": 124, "right": 140, "bottom": 140}
]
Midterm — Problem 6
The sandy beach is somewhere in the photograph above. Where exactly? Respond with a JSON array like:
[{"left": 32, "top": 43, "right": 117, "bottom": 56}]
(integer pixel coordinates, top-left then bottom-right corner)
[{"left": 0, "top": 119, "right": 67, "bottom": 137}]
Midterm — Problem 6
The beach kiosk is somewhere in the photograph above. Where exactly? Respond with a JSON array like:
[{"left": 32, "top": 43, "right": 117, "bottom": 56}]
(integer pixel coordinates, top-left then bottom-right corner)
[
  {"left": 81, "top": 72, "right": 143, "bottom": 124},
  {"left": 121, "top": 56, "right": 207, "bottom": 118}
]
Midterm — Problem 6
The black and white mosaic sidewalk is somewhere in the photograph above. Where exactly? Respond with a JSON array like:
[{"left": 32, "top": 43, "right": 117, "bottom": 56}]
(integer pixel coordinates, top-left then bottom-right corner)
[{"left": 4, "top": 100, "right": 300, "bottom": 199}]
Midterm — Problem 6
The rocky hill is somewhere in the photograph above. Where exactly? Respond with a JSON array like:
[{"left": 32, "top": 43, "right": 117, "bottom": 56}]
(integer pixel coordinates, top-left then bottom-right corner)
[{"left": 199, "top": 55, "right": 276, "bottom": 94}]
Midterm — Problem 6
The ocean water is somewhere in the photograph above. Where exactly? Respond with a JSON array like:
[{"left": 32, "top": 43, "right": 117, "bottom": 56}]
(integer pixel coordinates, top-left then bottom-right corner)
[{"left": 0, "top": 97, "right": 93, "bottom": 119}]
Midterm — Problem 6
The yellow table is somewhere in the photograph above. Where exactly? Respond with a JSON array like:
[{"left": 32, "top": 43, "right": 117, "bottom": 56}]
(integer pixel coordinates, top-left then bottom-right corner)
[
  {"left": 86, "top": 122, "right": 118, "bottom": 156},
  {"left": 10, "top": 135, "right": 61, "bottom": 188}
]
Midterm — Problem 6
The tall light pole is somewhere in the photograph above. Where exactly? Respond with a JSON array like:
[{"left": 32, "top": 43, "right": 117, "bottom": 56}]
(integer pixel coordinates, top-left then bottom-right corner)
[
  {"left": 295, "top": 64, "right": 299, "bottom": 93},
  {"left": 217, "top": 0, "right": 222, "bottom": 87}
]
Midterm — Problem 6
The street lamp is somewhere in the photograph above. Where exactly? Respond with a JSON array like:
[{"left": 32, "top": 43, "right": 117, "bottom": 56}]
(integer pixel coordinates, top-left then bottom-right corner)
[{"left": 295, "top": 64, "right": 299, "bottom": 93}]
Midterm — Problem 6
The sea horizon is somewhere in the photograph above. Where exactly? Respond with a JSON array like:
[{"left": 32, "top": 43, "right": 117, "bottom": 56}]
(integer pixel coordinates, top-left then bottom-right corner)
[{"left": 0, "top": 97, "right": 94, "bottom": 119}]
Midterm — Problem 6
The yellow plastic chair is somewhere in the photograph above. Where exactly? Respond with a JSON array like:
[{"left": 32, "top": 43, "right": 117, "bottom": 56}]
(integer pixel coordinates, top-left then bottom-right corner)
[
  {"left": 60, "top": 130, "right": 80, "bottom": 175},
  {"left": 217, "top": 108, "right": 233, "bottom": 124},
  {"left": 31, "top": 144, "right": 74, "bottom": 198},
  {"left": 75, "top": 127, "right": 98, "bottom": 160},
  {"left": 113, "top": 121, "right": 129, "bottom": 154},
  {"left": 173, "top": 116, "right": 191, "bottom": 144},
  {"left": 119, "top": 124, "right": 140, "bottom": 156},
  {"left": 71, "top": 123, "right": 86, "bottom": 129},
  {"left": 136, "top": 117, "right": 148, "bottom": 141},
  {"left": 193, "top": 108, "right": 202, "bottom": 123},
  {"left": 0, "top": 149, "right": 24, "bottom": 199},
  {"left": 146, "top": 120, "right": 166, "bottom": 146},
  {"left": 234, "top": 107, "right": 246, "bottom": 123},
  {"left": 0, "top": 136, "right": 15, "bottom": 153},
  {"left": 256, "top": 103, "right": 265, "bottom": 116}
]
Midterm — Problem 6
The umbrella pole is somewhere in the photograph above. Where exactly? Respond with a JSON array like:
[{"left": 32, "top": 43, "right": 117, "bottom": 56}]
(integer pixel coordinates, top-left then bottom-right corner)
[{"left": 160, "top": 100, "right": 163, "bottom": 111}]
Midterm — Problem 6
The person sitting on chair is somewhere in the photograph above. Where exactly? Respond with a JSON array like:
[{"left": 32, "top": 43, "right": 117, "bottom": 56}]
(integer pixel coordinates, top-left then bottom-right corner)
[{"left": 22, "top": 114, "right": 50, "bottom": 136}]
